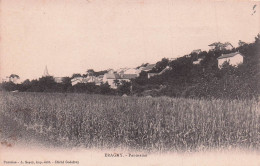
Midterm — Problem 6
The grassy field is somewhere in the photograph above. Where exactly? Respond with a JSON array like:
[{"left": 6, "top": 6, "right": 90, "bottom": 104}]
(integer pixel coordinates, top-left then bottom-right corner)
[{"left": 0, "top": 92, "right": 259, "bottom": 152}]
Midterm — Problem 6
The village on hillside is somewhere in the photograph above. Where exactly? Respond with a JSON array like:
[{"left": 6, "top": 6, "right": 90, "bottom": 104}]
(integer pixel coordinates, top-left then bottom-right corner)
[{"left": 1, "top": 41, "right": 245, "bottom": 89}]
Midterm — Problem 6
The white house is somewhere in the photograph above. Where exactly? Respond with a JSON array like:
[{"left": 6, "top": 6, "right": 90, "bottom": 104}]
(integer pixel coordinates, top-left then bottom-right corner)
[
  {"left": 148, "top": 73, "right": 159, "bottom": 79},
  {"left": 217, "top": 52, "right": 244, "bottom": 68},
  {"left": 141, "top": 64, "right": 156, "bottom": 72},
  {"left": 54, "top": 77, "right": 63, "bottom": 83},
  {"left": 191, "top": 49, "right": 202, "bottom": 54},
  {"left": 3, "top": 75, "right": 21, "bottom": 84},
  {"left": 148, "top": 66, "right": 172, "bottom": 79},
  {"left": 103, "top": 73, "right": 121, "bottom": 89},
  {"left": 95, "top": 75, "right": 104, "bottom": 85},
  {"left": 193, "top": 58, "right": 203, "bottom": 65},
  {"left": 71, "top": 76, "right": 90, "bottom": 86},
  {"left": 103, "top": 72, "right": 138, "bottom": 89},
  {"left": 159, "top": 66, "right": 172, "bottom": 74},
  {"left": 169, "top": 58, "right": 177, "bottom": 61},
  {"left": 71, "top": 77, "right": 83, "bottom": 86}
]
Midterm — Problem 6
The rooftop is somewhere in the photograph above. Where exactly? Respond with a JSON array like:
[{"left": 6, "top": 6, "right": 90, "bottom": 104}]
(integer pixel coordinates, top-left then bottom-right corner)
[
  {"left": 142, "top": 64, "right": 156, "bottom": 71},
  {"left": 217, "top": 52, "right": 243, "bottom": 59}
]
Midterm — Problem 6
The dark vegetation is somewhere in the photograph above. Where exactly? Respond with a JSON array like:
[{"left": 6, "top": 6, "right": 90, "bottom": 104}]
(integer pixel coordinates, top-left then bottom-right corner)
[{"left": 1, "top": 34, "right": 259, "bottom": 99}]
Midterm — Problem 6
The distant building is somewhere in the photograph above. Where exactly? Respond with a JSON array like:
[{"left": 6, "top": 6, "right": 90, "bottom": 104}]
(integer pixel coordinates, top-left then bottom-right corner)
[
  {"left": 169, "top": 58, "right": 177, "bottom": 61},
  {"left": 141, "top": 64, "right": 156, "bottom": 72},
  {"left": 217, "top": 52, "right": 244, "bottom": 68},
  {"left": 148, "top": 66, "right": 172, "bottom": 79},
  {"left": 193, "top": 58, "right": 203, "bottom": 65},
  {"left": 148, "top": 73, "right": 159, "bottom": 79},
  {"left": 7, "top": 75, "right": 20, "bottom": 84},
  {"left": 159, "top": 66, "right": 172, "bottom": 74},
  {"left": 43, "top": 66, "right": 50, "bottom": 77},
  {"left": 42, "top": 66, "right": 64, "bottom": 83},
  {"left": 191, "top": 49, "right": 202, "bottom": 54},
  {"left": 103, "top": 73, "right": 138, "bottom": 89},
  {"left": 124, "top": 68, "right": 141, "bottom": 76},
  {"left": 70, "top": 74, "right": 104, "bottom": 86},
  {"left": 54, "top": 77, "right": 63, "bottom": 83},
  {"left": 121, "top": 74, "right": 138, "bottom": 80},
  {"left": 95, "top": 75, "right": 104, "bottom": 85},
  {"left": 71, "top": 76, "right": 84, "bottom": 86},
  {"left": 103, "top": 73, "right": 121, "bottom": 89},
  {"left": 1, "top": 75, "right": 20, "bottom": 84}
]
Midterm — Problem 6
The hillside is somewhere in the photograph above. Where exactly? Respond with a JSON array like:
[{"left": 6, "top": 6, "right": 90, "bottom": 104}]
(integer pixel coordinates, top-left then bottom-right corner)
[
  {"left": 132, "top": 34, "right": 260, "bottom": 99},
  {"left": 1, "top": 34, "right": 259, "bottom": 100}
]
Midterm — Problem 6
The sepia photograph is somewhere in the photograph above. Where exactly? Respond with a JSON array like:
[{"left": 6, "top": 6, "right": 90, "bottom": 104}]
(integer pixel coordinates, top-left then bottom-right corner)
[{"left": 0, "top": 0, "right": 260, "bottom": 165}]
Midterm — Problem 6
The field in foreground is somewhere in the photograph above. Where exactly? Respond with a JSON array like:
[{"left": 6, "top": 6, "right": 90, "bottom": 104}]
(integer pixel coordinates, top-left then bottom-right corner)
[{"left": 0, "top": 92, "right": 259, "bottom": 152}]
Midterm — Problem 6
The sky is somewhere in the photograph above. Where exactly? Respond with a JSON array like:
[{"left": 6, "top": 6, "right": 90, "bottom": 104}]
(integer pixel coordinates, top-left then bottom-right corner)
[{"left": 0, "top": 0, "right": 259, "bottom": 80}]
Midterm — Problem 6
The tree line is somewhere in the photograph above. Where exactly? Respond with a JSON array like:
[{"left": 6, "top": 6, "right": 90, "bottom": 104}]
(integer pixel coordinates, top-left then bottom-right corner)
[
  {"left": 132, "top": 34, "right": 260, "bottom": 99},
  {"left": 1, "top": 34, "right": 259, "bottom": 99}
]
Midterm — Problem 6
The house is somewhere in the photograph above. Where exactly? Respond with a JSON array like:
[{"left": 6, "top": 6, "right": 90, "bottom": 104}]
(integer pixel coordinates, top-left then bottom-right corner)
[
  {"left": 209, "top": 42, "right": 233, "bottom": 51},
  {"left": 222, "top": 42, "right": 234, "bottom": 50},
  {"left": 121, "top": 74, "right": 138, "bottom": 80},
  {"left": 95, "top": 75, "right": 104, "bottom": 85},
  {"left": 1, "top": 75, "right": 20, "bottom": 84},
  {"left": 148, "top": 66, "right": 172, "bottom": 79},
  {"left": 217, "top": 52, "right": 244, "bottom": 68},
  {"left": 86, "top": 75, "right": 96, "bottom": 83},
  {"left": 124, "top": 68, "right": 141, "bottom": 76},
  {"left": 193, "top": 58, "right": 203, "bottom": 65},
  {"left": 169, "top": 58, "right": 177, "bottom": 61},
  {"left": 103, "top": 73, "right": 121, "bottom": 89},
  {"left": 71, "top": 75, "right": 104, "bottom": 86},
  {"left": 103, "top": 72, "right": 138, "bottom": 89},
  {"left": 6, "top": 75, "right": 21, "bottom": 84},
  {"left": 148, "top": 73, "right": 159, "bottom": 79},
  {"left": 191, "top": 49, "right": 202, "bottom": 54},
  {"left": 54, "top": 77, "right": 63, "bottom": 83},
  {"left": 71, "top": 76, "right": 90, "bottom": 86},
  {"left": 159, "top": 66, "right": 172, "bottom": 74},
  {"left": 71, "top": 77, "right": 83, "bottom": 86},
  {"left": 141, "top": 64, "right": 156, "bottom": 72}
]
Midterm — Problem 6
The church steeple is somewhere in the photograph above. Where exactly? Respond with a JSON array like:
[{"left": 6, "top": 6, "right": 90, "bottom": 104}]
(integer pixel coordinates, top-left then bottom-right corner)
[{"left": 43, "top": 65, "right": 50, "bottom": 77}]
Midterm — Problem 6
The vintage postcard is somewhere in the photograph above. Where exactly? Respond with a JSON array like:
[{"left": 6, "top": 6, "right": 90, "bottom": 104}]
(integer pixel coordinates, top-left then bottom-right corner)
[{"left": 0, "top": 0, "right": 260, "bottom": 165}]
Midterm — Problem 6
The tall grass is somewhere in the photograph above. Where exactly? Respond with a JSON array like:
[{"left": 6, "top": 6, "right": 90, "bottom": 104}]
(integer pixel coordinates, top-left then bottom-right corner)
[{"left": 0, "top": 92, "right": 259, "bottom": 152}]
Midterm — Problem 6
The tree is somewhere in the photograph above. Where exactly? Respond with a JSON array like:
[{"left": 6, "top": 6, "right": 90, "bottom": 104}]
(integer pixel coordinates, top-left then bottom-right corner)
[
  {"left": 117, "top": 80, "right": 131, "bottom": 95},
  {"left": 61, "top": 77, "right": 72, "bottom": 92},
  {"left": 100, "top": 82, "right": 111, "bottom": 94},
  {"left": 151, "top": 58, "right": 169, "bottom": 73},
  {"left": 113, "top": 79, "right": 120, "bottom": 87},
  {"left": 238, "top": 40, "right": 247, "bottom": 47},
  {"left": 71, "top": 73, "right": 82, "bottom": 79},
  {"left": 0, "top": 81, "right": 17, "bottom": 91},
  {"left": 38, "top": 76, "right": 57, "bottom": 92},
  {"left": 87, "top": 69, "right": 95, "bottom": 76},
  {"left": 62, "top": 77, "right": 71, "bottom": 85},
  {"left": 9, "top": 74, "right": 20, "bottom": 79}
]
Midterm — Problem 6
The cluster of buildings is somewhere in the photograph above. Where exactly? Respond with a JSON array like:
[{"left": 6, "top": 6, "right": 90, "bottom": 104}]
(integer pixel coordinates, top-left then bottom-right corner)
[
  {"left": 192, "top": 42, "right": 244, "bottom": 68},
  {"left": 71, "top": 64, "right": 157, "bottom": 88},
  {"left": 1, "top": 41, "right": 245, "bottom": 87}
]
